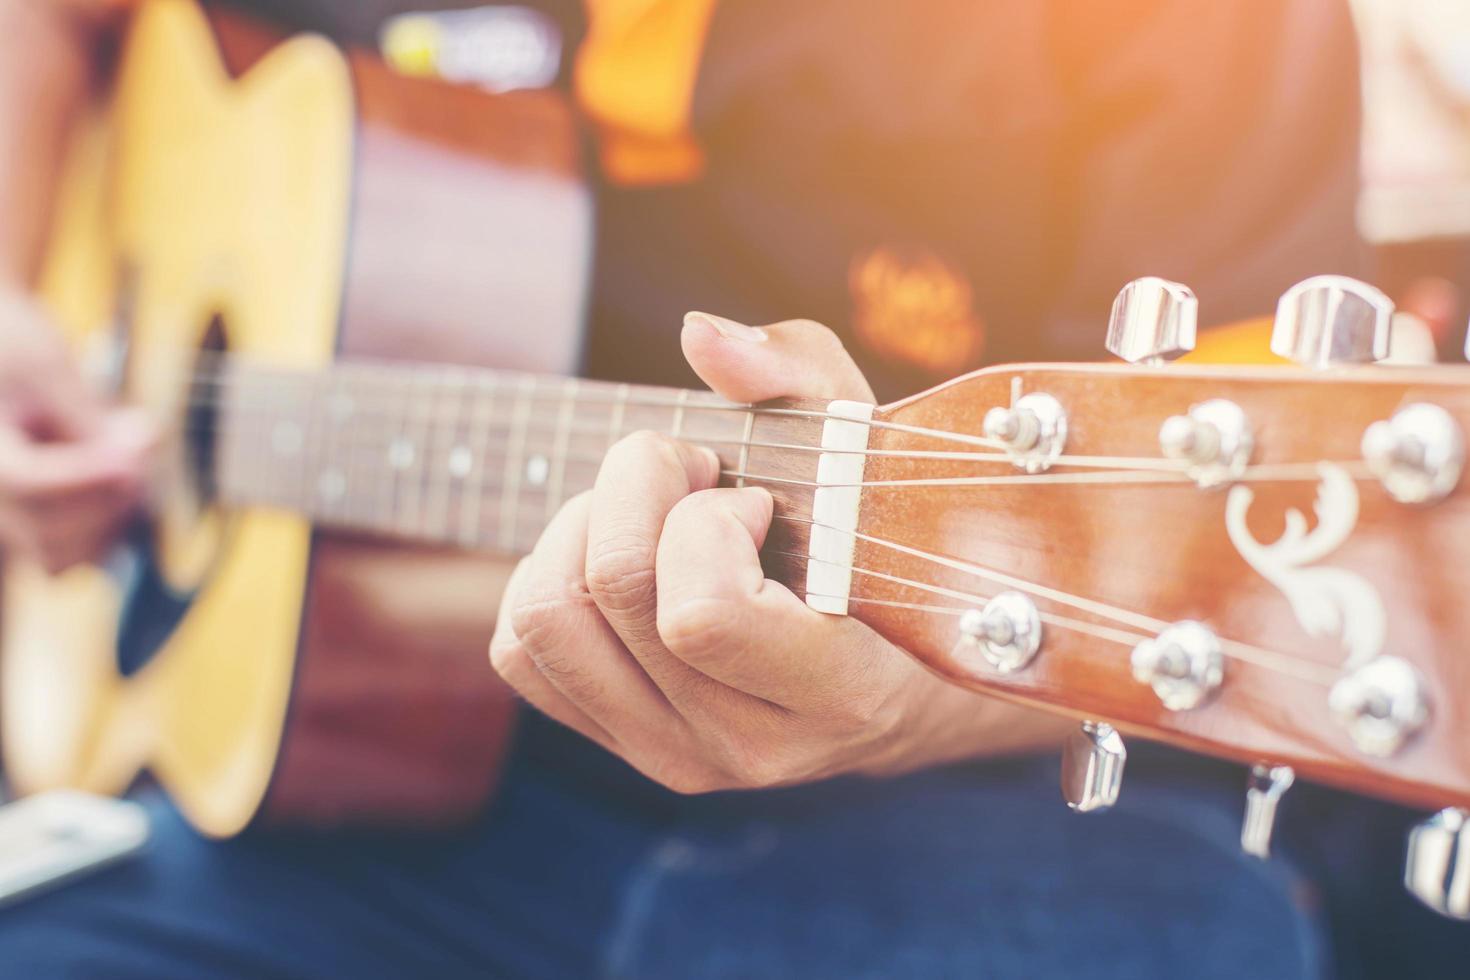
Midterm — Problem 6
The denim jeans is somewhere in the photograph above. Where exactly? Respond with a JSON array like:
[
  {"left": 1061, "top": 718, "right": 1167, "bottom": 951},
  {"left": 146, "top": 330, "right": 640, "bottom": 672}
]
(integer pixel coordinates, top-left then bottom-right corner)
[{"left": 0, "top": 714, "right": 1340, "bottom": 979}]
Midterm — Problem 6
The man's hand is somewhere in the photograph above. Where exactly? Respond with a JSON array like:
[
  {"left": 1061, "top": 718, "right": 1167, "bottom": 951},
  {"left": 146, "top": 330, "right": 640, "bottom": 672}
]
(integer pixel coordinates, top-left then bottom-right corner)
[
  {"left": 490, "top": 314, "right": 1066, "bottom": 793},
  {"left": 0, "top": 289, "right": 155, "bottom": 573}
]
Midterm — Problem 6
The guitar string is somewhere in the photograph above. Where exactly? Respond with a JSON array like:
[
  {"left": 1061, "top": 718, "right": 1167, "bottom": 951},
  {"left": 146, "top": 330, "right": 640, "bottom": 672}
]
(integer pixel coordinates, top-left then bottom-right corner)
[
  {"left": 766, "top": 515, "right": 1344, "bottom": 686},
  {"left": 188, "top": 391, "right": 1013, "bottom": 453},
  {"left": 188, "top": 411, "right": 1197, "bottom": 473},
  {"left": 175, "top": 354, "right": 1077, "bottom": 454},
  {"left": 775, "top": 550, "right": 1340, "bottom": 685},
  {"left": 725, "top": 462, "right": 1369, "bottom": 489},
  {"left": 178, "top": 359, "right": 1372, "bottom": 687},
  {"left": 212, "top": 440, "right": 1369, "bottom": 498},
  {"left": 174, "top": 355, "right": 1381, "bottom": 480},
  {"left": 193, "top": 402, "right": 1374, "bottom": 491},
  {"left": 216, "top": 463, "right": 1343, "bottom": 692}
]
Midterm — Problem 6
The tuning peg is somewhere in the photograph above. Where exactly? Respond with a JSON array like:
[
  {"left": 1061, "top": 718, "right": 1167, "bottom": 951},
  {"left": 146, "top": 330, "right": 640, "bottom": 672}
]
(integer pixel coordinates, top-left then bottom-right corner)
[
  {"left": 1106, "top": 277, "right": 1198, "bottom": 365},
  {"left": 1405, "top": 807, "right": 1470, "bottom": 921},
  {"left": 1361, "top": 403, "right": 1464, "bottom": 505},
  {"left": 1240, "top": 764, "right": 1295, "bottom": 859},
  {"left": 1159, "top": 399, "right": 1254, "bottom": 488},
  {"left": 983, "top": 392, "right": 1067, "bottom": 474},
  {"left": 1130, "top": 621, "right": 1224, "bottom": 711},
  {"left": 956, "top": 592, "right": 1042, "bottom": 674},
  {"left": 1061, "top": 721, "right": 1126, "bottom": 813},
  {"left": 1327, "top": 656, "right": 1430, "bottom": 758},
  {"left": 1272, "top": 275, "right": 1393, "bottom": 367}
]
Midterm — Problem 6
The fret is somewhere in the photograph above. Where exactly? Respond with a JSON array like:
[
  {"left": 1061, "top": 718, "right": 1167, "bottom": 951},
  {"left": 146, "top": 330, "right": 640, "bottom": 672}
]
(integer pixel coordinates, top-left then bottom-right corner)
[
  {"left": 346, "top": 390, "right": 370, "bottom": 526},
  {"left": 335, "top": 367, "right": 365, "bottom": 528},
  {"left": 387, "top": 371, "right": 411, "bottom": 536},
  {"left": 545, "top": 378, "right": 578, "bottom": 521},
  {"left": 499, "top": 376, "right": 535, "bottom": 552},
  {"left": 300, "top": 372, "right": 327, "bottom": 519},
  {"left": 208, "top": 362, "right": 812, "bottom": 562},
  {"left": 609, "top": 382, "right": 629, "bottom": 448},
  {"left": 736, "top": 408, "right": 756, "bottom": 489},
  {"left": 671, "top": 388, "right": 691, "bottom": 439},
  {"left": 621, "top": 395, "right": 680, "bottom": 439},
  {"left": 423, "top": 368, "right": 461, "bottom": 542},
  {"left": 318, "top": 371, "right": 353, "bottom": 525},
  {"left": 380, "top": 364, "right": 410, "bottom": 535},
  {"left": 441, "top": 369, "right": 480, "bottom": 546},
  {"left": 406, "top": 370, "right": 437, "bottom": 539},
  {"left": 460, "top": 373, "right": 496, "bottom": 548}
]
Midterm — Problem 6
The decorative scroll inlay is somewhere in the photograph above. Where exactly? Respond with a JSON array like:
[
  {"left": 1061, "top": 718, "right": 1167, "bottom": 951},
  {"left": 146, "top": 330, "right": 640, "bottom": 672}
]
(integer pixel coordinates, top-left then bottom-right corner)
[{"left": 1225, "top": 463, "right": 1385, "bottom": 671}]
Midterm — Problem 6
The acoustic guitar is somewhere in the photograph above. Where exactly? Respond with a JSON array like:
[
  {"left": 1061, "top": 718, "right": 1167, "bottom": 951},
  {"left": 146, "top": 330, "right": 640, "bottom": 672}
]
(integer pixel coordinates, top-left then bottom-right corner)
[
  {"left": 5, "top": 5, "right": 1469, "bottom": 919},
  {"left": 2, "top": 0, "right": 590, "bottom": 836}
]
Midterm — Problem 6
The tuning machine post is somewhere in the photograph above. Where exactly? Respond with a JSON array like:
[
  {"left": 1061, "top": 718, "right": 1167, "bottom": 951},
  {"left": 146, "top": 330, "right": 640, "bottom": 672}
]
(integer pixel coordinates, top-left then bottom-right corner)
[
  {"left": 1362, "top": 403, "right": 1464, "bottom": 505},
  {"left": 983, "top": 392, "right": 1067, "bottom": 474},
  {"left": 1328, "top": 656, "right": 1430, "bottom": 758},
  {"left": 1061, "top": 721, "right": 1127, "bottom": 813},
  {"left": 1406, "top": 807, "right": 1470, "bottom": 921},
  {"left": 1159, "top": 399, "right": 1254, "bottom": 488},
  {"left": 1131, "top": 621, "right": 1224, "bottom": 711},
  {"left": 956, "top": 592, "right": 1042, "bottom": 674},
  {"left": 1241, "top": 764, "right": 1295, "bottom": 860}
]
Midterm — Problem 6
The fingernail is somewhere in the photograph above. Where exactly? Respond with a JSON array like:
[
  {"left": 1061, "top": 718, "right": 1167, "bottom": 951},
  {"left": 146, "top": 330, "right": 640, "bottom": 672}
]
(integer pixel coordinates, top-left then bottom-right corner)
[
  {"left": 699, "top": 446, "right": 722, "bottom": 480},
  {"left": 686, "top": 312, "right": 768, "bottom": 343}
]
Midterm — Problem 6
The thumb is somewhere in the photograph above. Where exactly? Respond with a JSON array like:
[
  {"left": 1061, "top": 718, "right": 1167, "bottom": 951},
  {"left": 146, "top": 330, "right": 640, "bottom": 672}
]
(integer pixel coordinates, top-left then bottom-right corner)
[{"left": 681, "top": 313, "right": 875, "bottom": 404}]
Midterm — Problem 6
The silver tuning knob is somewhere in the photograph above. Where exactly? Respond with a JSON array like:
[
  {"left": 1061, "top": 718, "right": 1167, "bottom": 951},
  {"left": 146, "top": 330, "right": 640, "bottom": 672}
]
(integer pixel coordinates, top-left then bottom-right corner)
[
  {"left": 1327, "top": 656, "right": 1430, "bottom": 758},
  {"left": 1241, "top": 764, "right": 1295, "bottom": 859},
  {"left": 956, "top": 592, "right": 1042, "bottom": 674},
  {"left": 1272, "top": 275, "right": 1393, "bottom": 367},
  {"left": 1107, "top": 277, "right": 1198, "bottom": 365},
  {"left": 1405, "top": 807, "right": 1470, "bottom": 921},
  {"left": 1361, "top": 403, "right": 1464, "bottom": 505},
  {"left": 983, "top": 392, "right": 1067, "bottom": 474},
  {"left": 1130, "top": 621, "right": 1224, "bottom": 711},
  {"left": 1061, "top": 721, "right": 1127, "bottom": 813}
]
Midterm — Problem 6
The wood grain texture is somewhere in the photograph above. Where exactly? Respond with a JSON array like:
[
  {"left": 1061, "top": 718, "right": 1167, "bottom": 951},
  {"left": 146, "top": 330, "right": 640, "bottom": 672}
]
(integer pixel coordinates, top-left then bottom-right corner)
[
  {"left": 230, "top": 12, "right": 592, "bottom": 828},
  {"left": 843, "top": 362, "right": 1470, "bottom": 810}
]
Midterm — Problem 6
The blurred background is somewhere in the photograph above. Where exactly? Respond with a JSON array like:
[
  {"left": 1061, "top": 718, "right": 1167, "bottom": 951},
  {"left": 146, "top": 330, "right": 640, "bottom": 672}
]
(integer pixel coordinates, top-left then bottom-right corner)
[{"left": 1352, "top": 0, "right": 1470, "bottom": 355}]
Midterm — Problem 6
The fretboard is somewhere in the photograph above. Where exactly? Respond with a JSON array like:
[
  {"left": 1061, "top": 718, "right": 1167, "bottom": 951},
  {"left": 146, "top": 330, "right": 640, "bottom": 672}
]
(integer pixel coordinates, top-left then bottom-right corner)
[{"left": 208, "top": 359, "right": 826, "bottom": 562}]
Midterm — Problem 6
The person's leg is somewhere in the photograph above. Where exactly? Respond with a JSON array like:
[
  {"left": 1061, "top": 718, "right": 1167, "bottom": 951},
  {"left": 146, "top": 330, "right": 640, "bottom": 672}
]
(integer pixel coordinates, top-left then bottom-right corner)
[
  {"left": 603, "top": 751, "right": 1330, "bottom": 980},
  {"left": 0, "top": 761, "right": 651, "bottom": 980},
  {"left": 0, "top": 727, "right": 1333, "bottom": 980}
]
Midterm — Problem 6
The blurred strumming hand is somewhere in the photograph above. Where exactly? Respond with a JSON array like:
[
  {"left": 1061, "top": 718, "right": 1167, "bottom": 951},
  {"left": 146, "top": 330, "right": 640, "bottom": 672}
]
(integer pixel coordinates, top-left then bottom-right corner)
[{"left": 0, "top": 288, "right": 155, "bottom": 573}]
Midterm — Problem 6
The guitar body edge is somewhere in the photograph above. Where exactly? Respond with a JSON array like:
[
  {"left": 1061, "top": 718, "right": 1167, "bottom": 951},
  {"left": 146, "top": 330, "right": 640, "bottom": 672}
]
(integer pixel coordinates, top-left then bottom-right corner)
[{"left": 2, "top": 0, "right": 591, "bottom": 836}]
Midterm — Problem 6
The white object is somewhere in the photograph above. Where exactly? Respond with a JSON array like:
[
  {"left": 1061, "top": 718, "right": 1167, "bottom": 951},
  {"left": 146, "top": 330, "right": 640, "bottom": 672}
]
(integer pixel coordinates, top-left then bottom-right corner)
[
  {"left": 0, "top": 791, "right": 149, "bottom": 907},
  {"left": 806, "top": 401, "right": 875, "bottom": 615}
]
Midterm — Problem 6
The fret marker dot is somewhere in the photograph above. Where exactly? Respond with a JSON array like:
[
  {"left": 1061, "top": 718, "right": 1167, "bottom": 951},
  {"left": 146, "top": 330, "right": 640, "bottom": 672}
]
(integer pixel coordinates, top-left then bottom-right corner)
[
  {"left": 448, "top": 446, "right": 473, "bottom": 478},
  {"left": 525, "top": 454, "right": 550, "bottom": 487},
  {"left": 318, "top": 469, "right": 346, "bottom": 502},
  {"left": 272, "top": 422, "right": 302, "bottom": 456},
  {"left": 388, "top": 439, "right": 416, "bottom": 470}
]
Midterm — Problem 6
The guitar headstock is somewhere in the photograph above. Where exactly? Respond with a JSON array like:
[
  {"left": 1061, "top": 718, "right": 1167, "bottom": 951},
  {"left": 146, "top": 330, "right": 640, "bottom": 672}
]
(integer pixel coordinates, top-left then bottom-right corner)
[{"left": 772, "top": 276, "right": 1470, "bottom": 915}]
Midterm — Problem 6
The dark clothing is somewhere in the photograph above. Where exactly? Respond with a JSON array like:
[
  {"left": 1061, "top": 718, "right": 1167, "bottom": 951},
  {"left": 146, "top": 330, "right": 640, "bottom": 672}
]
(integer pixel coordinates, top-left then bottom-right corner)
[
  {"left": 222, "top": 0, "right": 1363, "bottom": 396},
  {"left": 3, "top": 715, "right": 1331, "bottom": 980},
  {"left": 13, "top": 3, "right": 1456, "bottom": 979}
]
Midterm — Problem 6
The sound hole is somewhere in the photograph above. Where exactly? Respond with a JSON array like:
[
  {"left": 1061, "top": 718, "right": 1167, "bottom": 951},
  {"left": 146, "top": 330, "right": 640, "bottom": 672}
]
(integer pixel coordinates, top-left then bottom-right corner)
[
  {"left": 114, "top": 314, "right": 231, "bottom": 677},
  {"left": 183, "top": 315, "right": 227, "bottom": 506}
]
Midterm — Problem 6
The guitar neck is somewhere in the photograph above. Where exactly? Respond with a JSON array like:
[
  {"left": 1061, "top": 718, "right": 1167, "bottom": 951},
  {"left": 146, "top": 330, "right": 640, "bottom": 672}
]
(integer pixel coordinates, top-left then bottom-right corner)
[{"left": 209, "top": 359, "right": 826, "bottom": 558}]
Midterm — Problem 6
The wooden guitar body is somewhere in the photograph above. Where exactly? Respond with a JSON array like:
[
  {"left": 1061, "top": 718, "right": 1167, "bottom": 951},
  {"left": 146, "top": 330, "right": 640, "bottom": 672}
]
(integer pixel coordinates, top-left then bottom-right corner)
[{"left": 2, "top": 0, "right": 590, "bottom": 836}]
